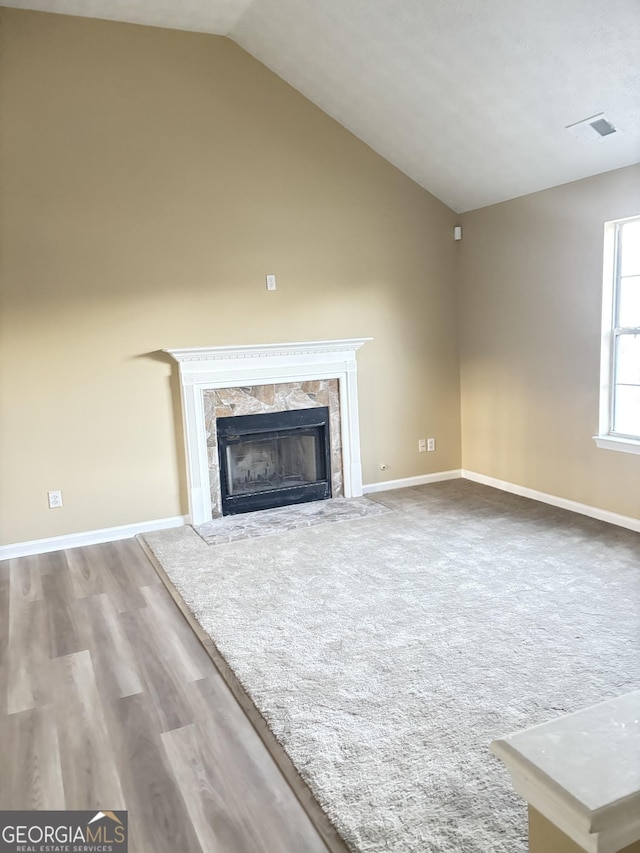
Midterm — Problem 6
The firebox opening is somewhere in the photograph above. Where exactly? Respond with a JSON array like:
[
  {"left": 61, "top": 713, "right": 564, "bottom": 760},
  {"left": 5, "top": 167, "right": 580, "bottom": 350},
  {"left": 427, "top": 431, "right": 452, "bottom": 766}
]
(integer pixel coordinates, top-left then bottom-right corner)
[{"left": 217, "top": 407, "right": 332, "bottom": 515}]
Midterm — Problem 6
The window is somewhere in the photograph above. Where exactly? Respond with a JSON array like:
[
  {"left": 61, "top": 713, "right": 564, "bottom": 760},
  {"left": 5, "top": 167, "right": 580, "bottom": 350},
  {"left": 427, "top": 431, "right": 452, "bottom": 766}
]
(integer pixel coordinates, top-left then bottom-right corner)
[{"left": 595, "top": 216, "right": 640, "bottom": 454}]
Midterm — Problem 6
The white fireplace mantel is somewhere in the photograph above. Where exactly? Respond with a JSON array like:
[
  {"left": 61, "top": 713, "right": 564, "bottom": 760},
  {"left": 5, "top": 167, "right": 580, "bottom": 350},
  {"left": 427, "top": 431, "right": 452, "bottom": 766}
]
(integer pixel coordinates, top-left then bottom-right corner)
[{"left": 165, "top": 339, "right": 372, "bottom": 525}]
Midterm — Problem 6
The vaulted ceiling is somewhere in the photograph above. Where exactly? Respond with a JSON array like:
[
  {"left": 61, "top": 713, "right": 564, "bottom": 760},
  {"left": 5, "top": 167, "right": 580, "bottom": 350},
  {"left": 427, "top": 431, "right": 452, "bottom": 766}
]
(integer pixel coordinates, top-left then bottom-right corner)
[{"left": 3, "top": 0, "right": 639, "bottom": 211}]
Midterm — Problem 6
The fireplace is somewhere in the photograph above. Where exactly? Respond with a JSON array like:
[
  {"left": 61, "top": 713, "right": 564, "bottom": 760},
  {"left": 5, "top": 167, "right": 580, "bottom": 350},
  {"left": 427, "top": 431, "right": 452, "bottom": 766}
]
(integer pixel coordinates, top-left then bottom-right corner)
[
  {"left": 164, "top": 339, "right": 371, "bottom": 526},
  {"left": 217, "top": 407, "right": 331, "bottom": 515}
]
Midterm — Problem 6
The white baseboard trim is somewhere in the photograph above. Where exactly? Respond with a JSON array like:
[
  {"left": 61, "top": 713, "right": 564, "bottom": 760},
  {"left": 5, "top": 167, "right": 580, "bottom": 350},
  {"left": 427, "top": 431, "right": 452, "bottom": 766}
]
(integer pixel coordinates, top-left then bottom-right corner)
[
  {"left": 0, "top": 515, "right": 189, "bottom": 561},
  {"left": 462, "top": 470, "right": 640, "bottom": 533},
  {"left": 4, "top": 470, "right": 637, "bottom": 560},
  {"left": 363, "top": 469, "right": 462, "bottom": 494}
]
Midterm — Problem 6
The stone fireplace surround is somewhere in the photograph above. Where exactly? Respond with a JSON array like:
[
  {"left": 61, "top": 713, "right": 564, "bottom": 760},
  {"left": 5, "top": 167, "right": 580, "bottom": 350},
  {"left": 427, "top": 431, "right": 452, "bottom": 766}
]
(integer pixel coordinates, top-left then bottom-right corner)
[
  {"left": 205, "top": 380, "right": 341, "bottom": 518},
  {"left": 165, "top": 339, "right": 371, "bottom": 525}
]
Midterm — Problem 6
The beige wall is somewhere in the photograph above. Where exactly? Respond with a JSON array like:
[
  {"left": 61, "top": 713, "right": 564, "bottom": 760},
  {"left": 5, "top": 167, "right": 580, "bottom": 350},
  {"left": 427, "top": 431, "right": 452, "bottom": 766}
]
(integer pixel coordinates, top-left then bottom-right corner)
[
  {"left": 0, "top": 9, "right": 460, "bottom": 545},
  {"left": 459, "top": 165, "right": 640, "bottom": 519}
]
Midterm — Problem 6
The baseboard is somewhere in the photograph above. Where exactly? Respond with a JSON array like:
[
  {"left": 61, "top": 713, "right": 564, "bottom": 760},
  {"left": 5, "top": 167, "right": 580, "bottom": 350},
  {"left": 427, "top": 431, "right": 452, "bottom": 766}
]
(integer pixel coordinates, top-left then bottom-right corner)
[
  {"left": 363, "top": 469, "right": 462, "bottom": 494},
  {"left": 0, "top": 515, "right": 189, "bottom": 561},
  {"left": 4, "top": 470, "right": 637, "bottom": 559},
  {"left": 462, "top": 470, "right": 640, "bottom": 533}
]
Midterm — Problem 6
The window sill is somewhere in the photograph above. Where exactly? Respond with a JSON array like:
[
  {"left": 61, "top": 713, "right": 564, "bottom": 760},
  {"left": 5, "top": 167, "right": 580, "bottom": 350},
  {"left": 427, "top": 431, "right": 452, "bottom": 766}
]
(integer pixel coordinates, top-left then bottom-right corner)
[{"left": 593, "top": 435, "right": 640, "bottom": 455}]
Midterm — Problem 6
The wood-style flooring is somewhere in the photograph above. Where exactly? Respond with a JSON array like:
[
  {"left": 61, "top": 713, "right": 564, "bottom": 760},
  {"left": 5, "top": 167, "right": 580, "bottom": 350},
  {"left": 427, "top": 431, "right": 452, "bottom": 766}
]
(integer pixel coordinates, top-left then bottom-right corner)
[{"left": 0, "top": 539, "right": 344, "bottom": 852}]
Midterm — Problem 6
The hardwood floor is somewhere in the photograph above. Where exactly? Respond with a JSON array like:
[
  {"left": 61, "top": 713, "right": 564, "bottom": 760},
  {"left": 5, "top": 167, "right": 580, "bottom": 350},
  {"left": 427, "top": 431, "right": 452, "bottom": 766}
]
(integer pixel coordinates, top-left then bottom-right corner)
[{"left": 0, "top": 539, "right": 343, "bottom": 852}]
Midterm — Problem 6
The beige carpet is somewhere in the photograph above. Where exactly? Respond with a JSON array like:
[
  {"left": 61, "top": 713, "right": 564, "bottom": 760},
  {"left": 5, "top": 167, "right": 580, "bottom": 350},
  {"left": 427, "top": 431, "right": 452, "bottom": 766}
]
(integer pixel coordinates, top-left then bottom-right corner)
[{"left": 143, "top": 481, "right": 640, "bottom": 853}]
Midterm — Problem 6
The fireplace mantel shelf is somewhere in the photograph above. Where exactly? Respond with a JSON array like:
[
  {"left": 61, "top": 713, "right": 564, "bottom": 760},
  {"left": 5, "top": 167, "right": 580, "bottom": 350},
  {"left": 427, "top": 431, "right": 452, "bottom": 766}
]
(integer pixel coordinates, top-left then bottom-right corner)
[
  {"left": 165, "top": 339, "right": 372, "bottom": 525},
  {"left": 165, "top": 339, "right": 372, "bottom": 363}
]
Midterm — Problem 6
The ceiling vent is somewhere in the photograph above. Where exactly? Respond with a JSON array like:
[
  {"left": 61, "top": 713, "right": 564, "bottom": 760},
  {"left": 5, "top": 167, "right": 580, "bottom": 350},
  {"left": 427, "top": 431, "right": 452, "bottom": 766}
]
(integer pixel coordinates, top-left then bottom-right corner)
[{"left": 565, "top": 113, "right": 618, "bottom": 141}]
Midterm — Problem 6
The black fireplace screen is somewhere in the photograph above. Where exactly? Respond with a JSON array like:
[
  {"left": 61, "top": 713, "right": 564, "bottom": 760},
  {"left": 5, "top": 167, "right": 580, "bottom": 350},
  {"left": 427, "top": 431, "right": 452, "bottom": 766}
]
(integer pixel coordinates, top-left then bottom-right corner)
[{"left": 216, "top": 407, "right": 332, "bottom": 515}]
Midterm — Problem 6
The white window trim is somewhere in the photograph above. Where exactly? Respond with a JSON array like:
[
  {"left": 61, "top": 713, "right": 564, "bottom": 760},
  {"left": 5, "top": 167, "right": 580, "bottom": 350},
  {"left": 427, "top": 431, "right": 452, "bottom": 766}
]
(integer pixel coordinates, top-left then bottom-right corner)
[
  {"left": 593, "top": 216, "right": 640, "bottom": 455},
  {"left": 594, "top": 435, "right": 640, "bottom": 455}
]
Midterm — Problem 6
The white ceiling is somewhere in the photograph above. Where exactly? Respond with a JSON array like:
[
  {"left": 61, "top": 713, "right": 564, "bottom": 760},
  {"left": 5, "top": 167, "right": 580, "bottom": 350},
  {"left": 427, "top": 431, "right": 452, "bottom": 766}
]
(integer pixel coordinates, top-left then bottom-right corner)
[{"left": 3, "top": 0, "right": 640, "bottom": 212}]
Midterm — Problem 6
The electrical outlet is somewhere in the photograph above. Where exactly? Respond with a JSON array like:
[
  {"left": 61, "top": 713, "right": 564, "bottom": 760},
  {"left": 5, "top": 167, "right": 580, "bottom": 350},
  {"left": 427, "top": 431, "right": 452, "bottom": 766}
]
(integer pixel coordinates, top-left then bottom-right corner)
[
  {"left": 427, "top": 438, "right": 436, "bottom": 452},
  {"left": 418, "top": 439, "right": 427, "bottom": 452},
  {"left": 266, "top": 274, "right": 277, "bottom": 291},
  {"left": 48, "top": 490, "right": 63, "bottom": 509}
]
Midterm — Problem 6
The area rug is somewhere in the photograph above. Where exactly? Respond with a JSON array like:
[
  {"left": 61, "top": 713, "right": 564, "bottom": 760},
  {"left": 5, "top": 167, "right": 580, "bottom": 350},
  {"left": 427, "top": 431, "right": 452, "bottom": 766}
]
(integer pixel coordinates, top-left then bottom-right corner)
[
  {"left": 196, "top": 496, "right": 390, "bottom": 545},
  {"left": 143, "top": 480, "right": 640, "bottom": 853}
]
